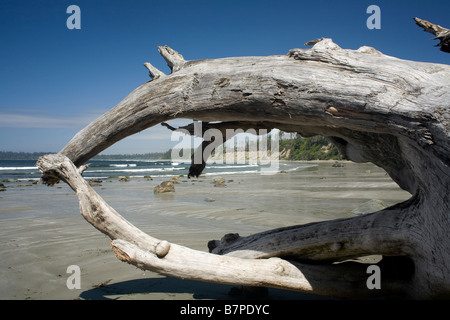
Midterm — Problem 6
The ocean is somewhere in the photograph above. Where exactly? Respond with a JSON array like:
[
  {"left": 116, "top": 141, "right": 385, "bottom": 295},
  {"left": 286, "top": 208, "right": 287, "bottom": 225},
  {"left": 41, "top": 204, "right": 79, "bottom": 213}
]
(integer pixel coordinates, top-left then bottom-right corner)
[{"left": 0, "top": 158, "right": 308, "bottom": 181}]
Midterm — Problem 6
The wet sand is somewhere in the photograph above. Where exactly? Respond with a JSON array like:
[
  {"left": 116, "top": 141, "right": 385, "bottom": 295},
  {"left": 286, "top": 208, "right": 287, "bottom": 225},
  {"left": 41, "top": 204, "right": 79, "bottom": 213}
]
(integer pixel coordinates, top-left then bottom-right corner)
[{"left": 0, "top": 161, "right": 411, "bottom": 300}]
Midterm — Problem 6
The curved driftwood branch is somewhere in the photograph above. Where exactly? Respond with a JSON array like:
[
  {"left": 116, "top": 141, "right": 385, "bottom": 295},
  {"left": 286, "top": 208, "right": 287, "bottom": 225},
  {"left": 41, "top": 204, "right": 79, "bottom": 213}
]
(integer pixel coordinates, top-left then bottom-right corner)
[
  {"left": 36, "top": 153, "right": 408, "bottom": 298},
  {"left": 38, "top": 34, "right": 450, "bottom": 299}
]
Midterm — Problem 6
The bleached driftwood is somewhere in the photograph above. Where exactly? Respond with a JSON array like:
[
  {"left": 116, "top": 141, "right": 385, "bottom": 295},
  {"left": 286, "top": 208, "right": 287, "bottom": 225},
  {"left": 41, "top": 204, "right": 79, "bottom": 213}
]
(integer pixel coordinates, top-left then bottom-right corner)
[{"left": 38, "top": 25, "right": 449, "bottom": 299}]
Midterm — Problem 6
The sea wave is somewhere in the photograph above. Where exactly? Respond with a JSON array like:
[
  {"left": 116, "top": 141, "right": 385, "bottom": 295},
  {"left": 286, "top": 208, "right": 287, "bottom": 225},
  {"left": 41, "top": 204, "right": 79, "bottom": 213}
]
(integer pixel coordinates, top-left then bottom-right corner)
[
  {"left": 0, "top": 166, "right": 38, "bottom": 171},
  {"left": 88, "top": 167, "right": 185, "bottom": 173},
  {"left": 109, "top": 164, "right": 137, "bottom": 167},
  {"left": 287, "top": 165, "right": 313, "bottom": 171},
  {"left": 206, "top": 164, "right": 259, "bottom": 169},
  {"left": 202, "top": 170, "right": 260, "bottom": 176}
]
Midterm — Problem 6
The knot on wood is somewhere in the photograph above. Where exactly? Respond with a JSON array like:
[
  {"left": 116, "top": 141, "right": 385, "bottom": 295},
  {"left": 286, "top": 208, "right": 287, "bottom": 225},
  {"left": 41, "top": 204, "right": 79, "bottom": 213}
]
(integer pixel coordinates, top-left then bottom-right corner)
[
  {"left": 325, "top": 106, "right": 341, "bottom": 118},
  {"left": 111, "top": 243, "right": 132, "bottom": 263},
  {"left": 214, "top": 77, "right": 230, "bottom": 87},
  {"left": 273, "top": 260, "right": 286, "bottom": 275},
  {"left": 155, "top": 240, "right": 171, "bottom": 258}
]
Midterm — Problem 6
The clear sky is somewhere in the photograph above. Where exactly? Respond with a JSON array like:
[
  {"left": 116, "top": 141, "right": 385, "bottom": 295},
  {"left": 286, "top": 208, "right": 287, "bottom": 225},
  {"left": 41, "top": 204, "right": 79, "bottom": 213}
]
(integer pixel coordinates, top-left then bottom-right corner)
[{"left": 0, "top": 0, "right": 449, "bottom": 154}]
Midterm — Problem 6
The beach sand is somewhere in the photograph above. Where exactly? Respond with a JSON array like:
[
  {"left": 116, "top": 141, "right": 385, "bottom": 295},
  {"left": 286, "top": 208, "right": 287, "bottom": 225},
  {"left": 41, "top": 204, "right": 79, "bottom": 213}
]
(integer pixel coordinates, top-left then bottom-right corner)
[{"left": 0, "top": 161, "right": 411, "bottom": 300}]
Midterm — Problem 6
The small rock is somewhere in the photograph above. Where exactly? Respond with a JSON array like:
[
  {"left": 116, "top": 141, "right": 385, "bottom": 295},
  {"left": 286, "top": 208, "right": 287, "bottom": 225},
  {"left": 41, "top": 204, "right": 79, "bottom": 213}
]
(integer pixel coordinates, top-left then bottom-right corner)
[
  {"left": 211, "top": 176, "right": 225, "bottom": 184},
  {"left": 144, "top": 175, "right": 153, "bottom": 181},
  {"left": 204, "top": 197, "right": 216, "bottom": 202},
  {"left": 119, "top": 176, "right": 130, "bottom": 182},
  {"left": 89, "top": 178, "right": 103, "bottom": 186},
  {"left": 211, "top": 176, "right": 226, "bottom": 187},
  {"left": 154, "top": 180, "right": 175, "bottom": 194},
  {"left": 172, "top": 176, "right": 180, "bottom": 184},
  {"left": 332, "top": 161, "right": 344, "bottom": 167}
]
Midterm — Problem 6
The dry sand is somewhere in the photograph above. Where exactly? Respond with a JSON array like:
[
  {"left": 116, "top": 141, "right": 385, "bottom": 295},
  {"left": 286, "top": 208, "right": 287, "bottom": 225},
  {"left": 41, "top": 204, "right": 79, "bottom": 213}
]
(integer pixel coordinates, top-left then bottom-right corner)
[{"left": 0, "top": 161, "right": 411, "bottom": 300}]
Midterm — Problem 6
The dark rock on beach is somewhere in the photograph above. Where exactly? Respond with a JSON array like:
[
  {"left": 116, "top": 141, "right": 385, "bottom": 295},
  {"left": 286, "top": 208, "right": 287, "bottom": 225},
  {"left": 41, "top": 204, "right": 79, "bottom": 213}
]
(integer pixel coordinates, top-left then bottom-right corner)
[
  {"left": 154, "top": 180, "right": 175, "bottom": 194},
  {"left": 211, "top": 176, "right": 226, "bottom": 187}
]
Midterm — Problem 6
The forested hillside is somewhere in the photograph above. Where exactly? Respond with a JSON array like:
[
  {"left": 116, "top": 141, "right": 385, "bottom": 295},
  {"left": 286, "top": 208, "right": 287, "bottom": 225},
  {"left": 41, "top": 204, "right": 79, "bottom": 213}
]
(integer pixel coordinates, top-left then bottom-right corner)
[
  {"left": 279, "top": 134, "right": 342, "bottom": 160},
  {"left": 1, "top": 135, "right": 341, "bottom": 161}
]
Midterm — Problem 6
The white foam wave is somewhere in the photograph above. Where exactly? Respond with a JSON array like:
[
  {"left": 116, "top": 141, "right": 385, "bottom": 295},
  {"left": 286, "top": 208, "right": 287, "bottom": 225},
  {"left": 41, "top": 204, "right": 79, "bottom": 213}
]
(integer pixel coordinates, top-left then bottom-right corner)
[
  {"left": 202, "top": 170, "right": 260, "bottom": 176},
  {"left": 109, "top": 164, "right": 137, "bottom": 167},
  {"left": 288, "top": 164, "right": 318, "bottom": 171},
  {"left": 206, "top": 164, "right": 259, "bottom": 169},
  {"left": 88, "top": 167, "right": 185, "bottom": 173},
  {"left": 0, "top": 166, "right": 38, "bottom": 171}
]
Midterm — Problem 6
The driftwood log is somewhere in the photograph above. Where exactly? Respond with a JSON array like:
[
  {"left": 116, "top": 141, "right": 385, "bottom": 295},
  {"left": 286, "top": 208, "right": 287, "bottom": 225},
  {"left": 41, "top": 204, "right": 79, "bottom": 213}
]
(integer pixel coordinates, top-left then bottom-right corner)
[{"left": 37, "top": 19, "right": 449, "bottom": 299}]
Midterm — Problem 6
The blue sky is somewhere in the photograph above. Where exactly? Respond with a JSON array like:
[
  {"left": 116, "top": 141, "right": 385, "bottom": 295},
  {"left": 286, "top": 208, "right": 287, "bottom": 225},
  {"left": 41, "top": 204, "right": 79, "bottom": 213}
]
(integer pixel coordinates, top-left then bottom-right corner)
[{"left": 0, "top": 0, "right": 449, "bottom": 154}]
